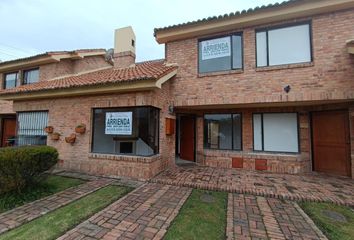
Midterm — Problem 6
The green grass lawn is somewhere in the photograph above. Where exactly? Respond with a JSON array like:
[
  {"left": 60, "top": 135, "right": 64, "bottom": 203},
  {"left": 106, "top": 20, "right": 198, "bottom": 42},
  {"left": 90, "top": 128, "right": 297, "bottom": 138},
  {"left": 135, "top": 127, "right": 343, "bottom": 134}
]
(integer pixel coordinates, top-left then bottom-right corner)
[
  {"left": 0, "top": 175, "right": 84, "bottom": 213},
  {"left": 0, "top": 185, "right": 132, "bottom": 240},
  {"left": 164, "top": 189, "right": 227, "bottom": 240},
  {"left": 300, "top": 202, "right": 354, "bottom": 240}
]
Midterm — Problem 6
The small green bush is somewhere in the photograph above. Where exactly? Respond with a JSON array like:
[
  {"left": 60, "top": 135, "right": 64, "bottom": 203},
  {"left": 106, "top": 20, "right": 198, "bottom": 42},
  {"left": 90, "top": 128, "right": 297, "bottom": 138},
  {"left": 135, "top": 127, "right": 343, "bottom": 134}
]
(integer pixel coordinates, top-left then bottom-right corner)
[{"left": 0, "top": 146, "right": 59, "bottom": 194}]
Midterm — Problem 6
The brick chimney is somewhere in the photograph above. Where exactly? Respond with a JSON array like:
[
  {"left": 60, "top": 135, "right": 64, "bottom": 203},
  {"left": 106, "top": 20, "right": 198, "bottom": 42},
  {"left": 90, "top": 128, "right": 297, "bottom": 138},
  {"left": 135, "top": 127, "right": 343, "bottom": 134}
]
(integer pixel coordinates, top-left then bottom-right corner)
[{"left": 113, "top": 26, "right": 136, "bottom": 68}]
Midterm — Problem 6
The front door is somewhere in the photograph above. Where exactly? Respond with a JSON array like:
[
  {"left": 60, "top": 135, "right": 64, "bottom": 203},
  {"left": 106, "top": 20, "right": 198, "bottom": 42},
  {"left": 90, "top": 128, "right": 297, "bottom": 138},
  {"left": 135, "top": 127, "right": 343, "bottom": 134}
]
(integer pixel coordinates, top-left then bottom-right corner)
[
  {"left": 1, "top": 118, "right": 16, "bottom": 147},
  {"left": 179, "top": 116, "right": 195, "bottom": 161},
  {"left": 312, "top": 110, "right": 351, "bottom": 177}
]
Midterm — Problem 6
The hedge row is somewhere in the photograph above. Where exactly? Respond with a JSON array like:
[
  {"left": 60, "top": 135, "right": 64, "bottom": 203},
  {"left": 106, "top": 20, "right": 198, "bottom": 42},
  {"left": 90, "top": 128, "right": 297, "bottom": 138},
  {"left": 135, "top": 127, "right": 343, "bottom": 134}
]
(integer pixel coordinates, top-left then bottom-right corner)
[{"left": 0, "top": 146, "right": 58, "bottom": 194}]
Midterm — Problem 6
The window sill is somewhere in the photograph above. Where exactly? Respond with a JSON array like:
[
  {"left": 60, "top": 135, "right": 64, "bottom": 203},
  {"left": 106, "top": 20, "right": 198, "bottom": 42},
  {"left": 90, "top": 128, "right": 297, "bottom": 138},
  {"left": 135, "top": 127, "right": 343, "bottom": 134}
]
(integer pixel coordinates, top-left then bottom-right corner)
[
  {"left": 247, "top": 151, "right": 300, "bottom": 157},
  {"left": 255, "top": 62, "right": 314, "bottom": 72},
  {"left": 88, "top": 152, "right": 161, "bottom": 163},
  {"left": 198, "top": 69, "right": 243, "bottom": 78}
]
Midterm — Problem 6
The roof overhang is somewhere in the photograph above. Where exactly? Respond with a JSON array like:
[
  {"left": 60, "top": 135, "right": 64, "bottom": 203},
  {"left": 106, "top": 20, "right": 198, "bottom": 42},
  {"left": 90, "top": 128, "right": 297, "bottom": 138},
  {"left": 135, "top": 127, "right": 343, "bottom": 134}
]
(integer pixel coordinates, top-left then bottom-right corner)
[
  {"left": 0, "top": 69, "right": 177, "bottom": 101},
  {"left": 155, "top": 0, "right": 354, "bottom": 43},
  {"left": 174, "top": 99, "right": 354, "bottom": 111},
  {"left": 347, "top": 39, "right": 354, "bottom": 54},
  {"left": 0, "top": 50, "right": 106, "bottom": 72}
]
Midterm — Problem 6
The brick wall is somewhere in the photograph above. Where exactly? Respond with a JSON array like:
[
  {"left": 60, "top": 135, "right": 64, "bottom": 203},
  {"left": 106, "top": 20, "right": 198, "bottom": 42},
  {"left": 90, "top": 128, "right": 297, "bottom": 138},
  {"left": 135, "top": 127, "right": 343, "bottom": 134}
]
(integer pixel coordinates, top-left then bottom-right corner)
[
  {"left": 40, "top": 55, "right": 111, "bottom": 81},
  {"left": 13, "top": 81, "right": 175, "bottom": 180},
  {"left": 166, "top": 9, "right": 354, "bottom": 107},
  {"left": 0, "top": 100, "right": 14, "bottom": 114},
  {"left": 182, "top": 102, "right": 354, "bottom": 176}
]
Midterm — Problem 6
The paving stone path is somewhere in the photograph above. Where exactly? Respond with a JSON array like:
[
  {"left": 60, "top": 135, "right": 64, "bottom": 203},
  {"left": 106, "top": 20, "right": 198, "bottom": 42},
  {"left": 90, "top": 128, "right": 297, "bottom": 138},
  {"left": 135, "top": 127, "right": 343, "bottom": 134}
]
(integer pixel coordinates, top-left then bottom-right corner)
[
  {"left": 227, "top": 193, "right": 328, "bottom": 240},
  {"left": 0, "top": 178, "right": 112, "bottom": 234},
  {"left": 58, "top": 183, "right": 191, "bottom": 240},
  {"left": 152, "top": 166, "right": 354, "bottom": 206}
]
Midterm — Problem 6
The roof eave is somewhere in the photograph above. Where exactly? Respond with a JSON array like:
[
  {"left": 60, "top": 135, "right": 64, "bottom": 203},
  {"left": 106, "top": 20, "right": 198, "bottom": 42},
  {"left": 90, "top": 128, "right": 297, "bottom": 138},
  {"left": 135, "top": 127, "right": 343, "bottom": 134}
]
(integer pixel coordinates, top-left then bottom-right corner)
[
  {"left": 0, "top": 56, "right": 59, "bottom": 72},
  {"left": 0, "top": 50, "right": 107, "bottom": 72},
  {"left": 155, "top": 0, "right": 354, "bottom": 43}
]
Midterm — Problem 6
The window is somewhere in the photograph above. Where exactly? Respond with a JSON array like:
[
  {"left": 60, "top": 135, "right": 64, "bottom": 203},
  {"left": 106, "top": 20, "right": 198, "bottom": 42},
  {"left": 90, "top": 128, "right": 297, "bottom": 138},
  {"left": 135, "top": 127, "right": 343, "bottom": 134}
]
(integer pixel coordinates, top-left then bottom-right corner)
[
  {"left": 204, "top": 114, "right": 242, "bottom": 150},
  {"left": 256, "top": 23, "right": 312, "bottom": 67},
  {"left": 23, "top": 68, "right": 39, "bottom": 84},
  {"left": 199, "top": 34, "right": 243, "bottom": 73},
  {"left": 17, "top": 111, "right": 48, "bottom": 146},
  {"left": 4, "top": 72, "right": 17, "bottom": 89},
  {"left": 253, "top": 113, "right": 299, "bottom": 153},
  {"left": 92, "top": 107, "right": 159, "bottom": 156}
]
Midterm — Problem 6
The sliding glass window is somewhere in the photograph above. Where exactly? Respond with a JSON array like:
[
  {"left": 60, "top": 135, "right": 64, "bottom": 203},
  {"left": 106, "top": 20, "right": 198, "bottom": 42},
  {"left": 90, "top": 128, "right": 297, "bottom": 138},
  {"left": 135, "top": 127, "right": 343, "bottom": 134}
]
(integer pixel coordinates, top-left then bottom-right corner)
[
  {"left": 253, "top": 113, "right": 299, "bottom": 153},
  {"left": 198, "top": 33, "right": 243, "bottom": 73},
  {"left": 204, "top": 114, "right": 242, "bottom": 150},
  {"left": 256, "top": 22, "right": 312, "bottom": 67}
]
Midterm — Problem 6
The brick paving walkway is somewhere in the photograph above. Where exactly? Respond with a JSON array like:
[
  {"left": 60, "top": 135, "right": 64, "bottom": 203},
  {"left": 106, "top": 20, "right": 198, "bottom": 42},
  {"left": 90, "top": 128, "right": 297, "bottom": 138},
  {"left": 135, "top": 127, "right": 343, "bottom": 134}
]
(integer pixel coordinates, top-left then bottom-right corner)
[
  {"left": 0, "top": 178, "right": 112, "bottom": 234},
  {"left": 227, "top": 193, "right": 328, "bottom": 240},
  {"left": 58, "top": 183, "right": 191, "bottom": 240},
  {"left": 152, "top": 166, "right": 354, "bottom": 206}
]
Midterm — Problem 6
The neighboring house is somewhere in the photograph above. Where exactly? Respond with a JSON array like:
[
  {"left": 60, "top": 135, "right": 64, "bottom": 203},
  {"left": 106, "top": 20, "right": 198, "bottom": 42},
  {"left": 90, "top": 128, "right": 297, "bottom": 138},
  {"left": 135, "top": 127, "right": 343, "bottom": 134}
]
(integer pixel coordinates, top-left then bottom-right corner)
[
  {"left": 0, "top": 49, "right": 109, "bottom": 147},
  {"left": 0, "top": 0, "right": 353, "bottom": 179}
]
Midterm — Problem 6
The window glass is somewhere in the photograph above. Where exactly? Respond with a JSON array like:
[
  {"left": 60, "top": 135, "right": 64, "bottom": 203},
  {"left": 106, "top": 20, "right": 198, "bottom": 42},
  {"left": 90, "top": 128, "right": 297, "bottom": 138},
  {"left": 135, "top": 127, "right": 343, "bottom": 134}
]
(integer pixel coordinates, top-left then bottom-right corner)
[
  {"left": 204, "top": 114, "right": 242, "bottom": 150},
  {"left": 253, "top": 114, "right": 263, "bottom": 151},
  {"left": 268, "top": 24, "right": 311, "bottom": 65},
  {"left": 92, "top": 107, "right": 159, "bottom": 156},
  {"left": 253, "top": 113, "right": 299, "bottom": 153},
  {"left": 4, "top": 72, "right": 17, "bottom": 89},
  {"left": 232, "top": 35, "right": 243, "bottom": 69},
  {"left": 23, "top": 68, "right": 39, "bottom": 84},
  {"left": 17, "top": 111, "right": 48, "bottom": 146},
  {"left": 256, "top": 23, "right": 311, "bottom": 67},
  {"left": 232, "top": 114, "right": 242, "bottom": 150},
  {"left": 256, "top": 32, "right": 267, "bottom": 67},
  {"left": 199, "top": 34, "right": 243, "bottom": 73}
]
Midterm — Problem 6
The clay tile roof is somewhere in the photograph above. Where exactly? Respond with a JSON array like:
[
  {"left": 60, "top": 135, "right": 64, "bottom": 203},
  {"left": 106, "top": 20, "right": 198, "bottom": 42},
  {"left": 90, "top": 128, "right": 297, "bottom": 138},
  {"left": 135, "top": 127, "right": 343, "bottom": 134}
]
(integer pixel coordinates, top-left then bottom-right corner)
[
  {"left": 0, "top": 59, "right": 178, "bottom": 96},
  {"left": 154, "top": 0, "right": 300, "bottom": 35}
]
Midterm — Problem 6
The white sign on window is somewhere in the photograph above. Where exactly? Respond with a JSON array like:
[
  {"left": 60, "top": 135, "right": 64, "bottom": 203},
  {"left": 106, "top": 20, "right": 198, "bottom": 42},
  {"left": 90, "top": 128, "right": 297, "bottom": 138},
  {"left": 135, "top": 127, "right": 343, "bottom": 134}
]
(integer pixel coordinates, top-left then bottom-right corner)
[
  {"left": 105, "top": 112, "right": 132, "bottom": 135},
  {"left": 201, "top": 37, "right": 231, "bottom": 60}
]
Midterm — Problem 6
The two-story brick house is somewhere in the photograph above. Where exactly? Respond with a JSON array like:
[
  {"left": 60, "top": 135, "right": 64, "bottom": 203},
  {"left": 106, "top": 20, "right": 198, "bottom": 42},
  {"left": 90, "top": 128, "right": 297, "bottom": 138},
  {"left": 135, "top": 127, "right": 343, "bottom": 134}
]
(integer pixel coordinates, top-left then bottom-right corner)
[
  {"left": 0, "top": 49, "right": 109, "bottom": 147},
  {"left": 0, "top": 0, "right": 353, "bottom": 179}
]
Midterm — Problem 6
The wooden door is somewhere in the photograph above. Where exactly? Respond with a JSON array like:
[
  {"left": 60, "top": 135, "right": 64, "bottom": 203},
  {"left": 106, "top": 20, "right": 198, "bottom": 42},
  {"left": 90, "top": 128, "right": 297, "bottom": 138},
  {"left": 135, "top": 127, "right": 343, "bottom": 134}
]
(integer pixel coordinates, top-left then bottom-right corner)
[
  {"left": 1, "top": 118, "right": 16, "bottom": 147},
  {"left": 312, "top": 110, "right": 351, "bottom": 177},
  {"left": 180, "top": 116, "right": 195, "bottom": 161}
]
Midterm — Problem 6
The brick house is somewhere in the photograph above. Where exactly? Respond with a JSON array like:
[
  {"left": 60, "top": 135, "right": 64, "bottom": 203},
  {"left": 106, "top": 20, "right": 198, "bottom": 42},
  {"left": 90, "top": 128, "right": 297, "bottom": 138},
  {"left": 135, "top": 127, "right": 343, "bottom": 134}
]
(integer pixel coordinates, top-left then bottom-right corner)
[{"left": 0, "top": 0, "right": 354, "bottom": 179}]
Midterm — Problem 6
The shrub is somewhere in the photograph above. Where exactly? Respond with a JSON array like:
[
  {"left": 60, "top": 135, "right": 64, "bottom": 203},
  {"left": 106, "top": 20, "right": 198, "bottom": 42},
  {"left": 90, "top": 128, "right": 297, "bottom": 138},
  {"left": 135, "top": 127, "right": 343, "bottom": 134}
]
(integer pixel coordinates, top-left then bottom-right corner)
[{"left": 0, "top": 146, "right": 59, "bottom": 194}]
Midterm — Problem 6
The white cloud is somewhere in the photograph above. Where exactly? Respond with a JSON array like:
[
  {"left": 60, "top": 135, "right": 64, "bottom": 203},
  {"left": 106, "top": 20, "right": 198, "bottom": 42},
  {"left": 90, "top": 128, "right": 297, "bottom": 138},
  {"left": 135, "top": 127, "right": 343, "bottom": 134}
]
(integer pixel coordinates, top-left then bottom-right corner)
[{"left": 0, "top": 0, "right": 279, "bottom": 62}]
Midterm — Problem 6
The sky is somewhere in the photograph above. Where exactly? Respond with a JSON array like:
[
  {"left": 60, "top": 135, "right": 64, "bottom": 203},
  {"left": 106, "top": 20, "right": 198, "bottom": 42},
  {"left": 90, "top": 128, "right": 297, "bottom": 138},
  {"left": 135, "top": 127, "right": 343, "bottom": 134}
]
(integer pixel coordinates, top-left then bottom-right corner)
[{"left": 0, "top": 0, "right": 279, "bottom": 62}]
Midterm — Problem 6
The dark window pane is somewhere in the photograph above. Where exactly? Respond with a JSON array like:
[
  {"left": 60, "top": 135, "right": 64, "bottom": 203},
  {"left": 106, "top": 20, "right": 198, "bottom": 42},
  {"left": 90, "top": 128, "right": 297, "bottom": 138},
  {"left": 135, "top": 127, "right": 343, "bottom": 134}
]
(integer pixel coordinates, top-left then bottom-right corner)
[
  {"left": 233, "top": 114, "right": 242, "bottom": 150},
  {"left": 23, "top": 68, "right": 39, "bottom": 84},
  {"left": 4, "top": 72, "right": 17, "bottom": 89},
  {"left": 204, "top": 114, "right": 232, "bottom": 150},
  {"left": 199, "top": 37, "right": 232, "bottom": 73},
  {"left": 92, "top": 107, "right": 159, "bottom": 156},
  {"left": 232, "top": 35, "right": 243, "bottom": 69}
]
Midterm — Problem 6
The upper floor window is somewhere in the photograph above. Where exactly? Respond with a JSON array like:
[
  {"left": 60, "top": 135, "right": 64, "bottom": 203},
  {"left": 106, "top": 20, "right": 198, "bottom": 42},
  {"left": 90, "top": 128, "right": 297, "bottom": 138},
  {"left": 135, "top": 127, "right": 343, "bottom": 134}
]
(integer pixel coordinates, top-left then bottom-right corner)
[
  {"left": 23, "top": 68, "right": 39, "bottom": 85},
  {"left": 198, "top": 33, "right": 243, "bottom": 73},
  {"left": 256, "top": 22, "right": 312, "bottom": 67},
  {"left": 4, "top": 72, "right": 17, "bottom": 89}
]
